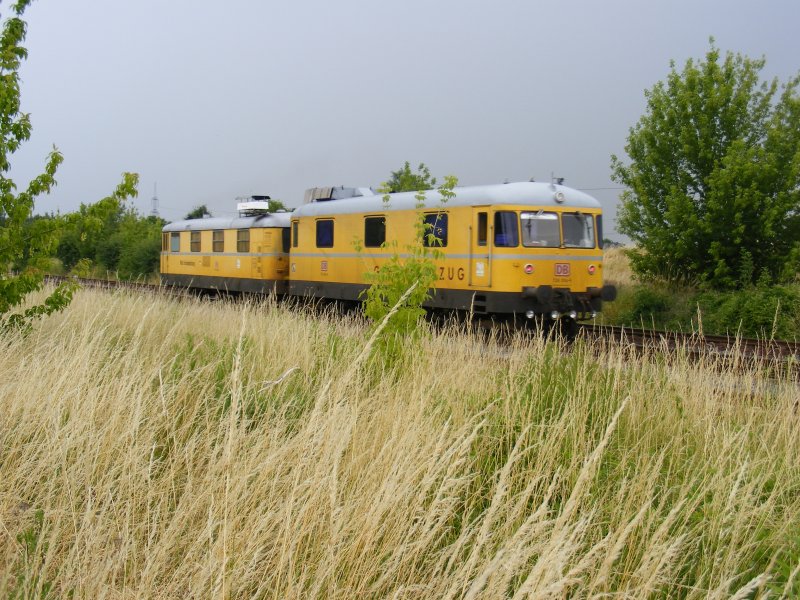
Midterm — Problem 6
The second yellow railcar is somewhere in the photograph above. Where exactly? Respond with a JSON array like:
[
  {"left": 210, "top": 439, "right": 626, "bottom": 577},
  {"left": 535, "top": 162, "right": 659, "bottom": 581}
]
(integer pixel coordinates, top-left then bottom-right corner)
[{"left": 161, "top": 212, "right": 291, "bottom": 293}]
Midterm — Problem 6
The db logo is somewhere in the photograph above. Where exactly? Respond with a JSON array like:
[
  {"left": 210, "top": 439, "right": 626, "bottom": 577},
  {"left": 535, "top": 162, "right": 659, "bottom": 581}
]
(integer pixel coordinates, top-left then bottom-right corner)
[{"left": 555, "top": 263, "right": 571, "bottom": 277}]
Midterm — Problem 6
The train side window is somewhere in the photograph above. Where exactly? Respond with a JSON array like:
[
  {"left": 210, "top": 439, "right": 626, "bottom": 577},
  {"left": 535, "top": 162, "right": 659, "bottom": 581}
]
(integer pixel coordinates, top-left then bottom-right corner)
[
  {"left": 291, "top": 221, "right": 298, "bottom": 248},
  {"left": 562, "top": 212, "right": 595, "bottom": 249},
  {"left": 212, "top": 230, "right": 224, "bottom": 252},
  {"left": 477, "top": 212, "right": 487, "bottom": 246},
  {"left": 520, "top": 212, "right": 559, "bottom": 247},
  {"left": 282, "top": 228, "right": 291, "bottom": 252},
  {"left": 494, "top": 211, "right": 519, "bottom": 247},
  {"left": 170, "top": 232, "right": 180, "bottom": 252},
  {"left": 190, "top": 231, "right": 201, "bottom": 252},
  {"left": 237, "top": 229, "right": 250, "bottom": 253},
  {"left": 316, "top": 219, "right": 334, "bottom": 248},
  {"left": 596, "top": 215, "right": 604, "bottom": 249},
  {"left": 423, "top": 213, "right": 448, "bottom": 247},
  {"left": 364, "top": 216, "right": 386, "bottom": 247}
]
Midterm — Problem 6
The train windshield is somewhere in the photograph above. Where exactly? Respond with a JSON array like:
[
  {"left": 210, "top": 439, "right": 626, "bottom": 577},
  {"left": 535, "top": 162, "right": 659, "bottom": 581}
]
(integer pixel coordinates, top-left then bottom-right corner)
[
  {"left": 520, "top": 212, "right": 560, "bottom": 247},
  {"left": 562, "top": 212, "right": 596, "bottom": 248}
]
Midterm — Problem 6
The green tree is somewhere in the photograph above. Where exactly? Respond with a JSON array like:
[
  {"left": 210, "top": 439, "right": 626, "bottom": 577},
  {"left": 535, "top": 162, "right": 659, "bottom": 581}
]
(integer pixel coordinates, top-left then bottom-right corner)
[
  {"left": 0, "top": 2, "right": 137, "bottom": 329},
  {"left": 115, "top": 213, "right": 164, "bottom": 279},
  {"left": 612, "top": 41, "right": 800, "bottom": 288},
  {"left": 266, "top": 198, "right": 288, "bottom": 212},
  {"left": 185, "top": 204, "right": 211, "bottom": 219},
  {"left": 56, "top": 174, "right": 139, "bottom": 273},
  {"left": 0, "top": 1, "right": 71, "bottom": 330},
  {"left": 386, "top": 161, "right": 437, "bottom": 193}
]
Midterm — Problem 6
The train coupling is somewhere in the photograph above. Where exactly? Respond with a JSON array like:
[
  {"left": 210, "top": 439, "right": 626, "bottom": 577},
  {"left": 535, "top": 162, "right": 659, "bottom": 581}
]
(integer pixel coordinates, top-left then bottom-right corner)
[{"left": 587, "top": 285, "right": 617, "bottom": 302}]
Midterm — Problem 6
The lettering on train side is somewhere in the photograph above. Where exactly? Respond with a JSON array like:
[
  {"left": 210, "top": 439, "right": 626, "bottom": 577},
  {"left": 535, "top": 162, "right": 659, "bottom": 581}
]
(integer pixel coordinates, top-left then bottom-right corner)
[{"left": 438, "top": 266, "right": 466, "bottom": 281}]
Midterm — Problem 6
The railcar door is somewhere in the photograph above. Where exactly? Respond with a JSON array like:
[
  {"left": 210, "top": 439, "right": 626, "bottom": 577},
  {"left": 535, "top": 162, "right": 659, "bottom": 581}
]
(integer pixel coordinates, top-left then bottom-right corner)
[
  {"left": 469, "top": 208, "right": 491, "bottom": 287},
  {"left": 251, "top": 229, "right": 264, "bottom": 279}
]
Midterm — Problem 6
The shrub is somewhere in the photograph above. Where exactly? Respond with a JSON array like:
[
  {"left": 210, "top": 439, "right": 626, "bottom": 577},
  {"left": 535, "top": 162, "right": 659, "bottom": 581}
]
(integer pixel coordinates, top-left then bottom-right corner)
[
  {"left": 696, "top": 284, "right": 800, "bottom": 339},
  {"left": 618, "top": 285, "right": 673, "bottom": 326}
]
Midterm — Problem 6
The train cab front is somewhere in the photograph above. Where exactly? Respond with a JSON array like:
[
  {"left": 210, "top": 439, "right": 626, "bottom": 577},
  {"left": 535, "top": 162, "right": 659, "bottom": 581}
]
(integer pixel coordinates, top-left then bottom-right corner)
[{"left": 511, "top": 208, "right": 616, "bottom": 324}]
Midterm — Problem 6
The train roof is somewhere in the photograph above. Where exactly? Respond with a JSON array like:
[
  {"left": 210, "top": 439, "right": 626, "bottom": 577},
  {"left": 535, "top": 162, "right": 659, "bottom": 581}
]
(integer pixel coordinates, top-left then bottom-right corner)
[
  {"left": 162, "top": 213, "right": 291, "bottom": 232},
  {"left": 291, "top": 181, "right": 602, "bottom": 218}
]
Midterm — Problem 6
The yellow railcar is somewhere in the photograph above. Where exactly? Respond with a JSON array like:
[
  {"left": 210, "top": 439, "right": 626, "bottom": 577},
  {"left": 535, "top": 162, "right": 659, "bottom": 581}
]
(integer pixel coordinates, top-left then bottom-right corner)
[
  {"left": 289, "top": 182, "right": 616, "bottom": 321},
  {"left": 160, "top": 213, "right": 291, "bottom": 293}
]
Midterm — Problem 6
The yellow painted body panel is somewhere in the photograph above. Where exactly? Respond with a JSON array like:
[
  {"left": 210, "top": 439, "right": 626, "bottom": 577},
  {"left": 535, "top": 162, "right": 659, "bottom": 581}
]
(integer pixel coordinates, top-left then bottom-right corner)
[
  {"left": 160, "top": 227, "right": 289, "bottom": 281},
  {"left": 289, "top": 205, "right": 605, "bottom": 294}
]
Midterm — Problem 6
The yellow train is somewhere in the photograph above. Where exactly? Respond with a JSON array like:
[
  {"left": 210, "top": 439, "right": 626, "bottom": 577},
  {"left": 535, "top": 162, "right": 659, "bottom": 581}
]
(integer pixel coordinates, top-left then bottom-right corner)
[
  {"left": 160, "top": 203, "right": 291, "bottom": 293},
  {"left": 161, "top": 183, "right": 616, "bottom": 322}
]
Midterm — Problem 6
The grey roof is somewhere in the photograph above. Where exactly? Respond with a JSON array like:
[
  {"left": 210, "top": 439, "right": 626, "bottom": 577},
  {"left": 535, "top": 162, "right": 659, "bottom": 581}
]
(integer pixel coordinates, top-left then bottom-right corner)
[
  {"left": 291, "top": 181, "right": 602, "bottom": 218},
  {"left": 162, "top": 213, "right": 292, "bottom": 232}
]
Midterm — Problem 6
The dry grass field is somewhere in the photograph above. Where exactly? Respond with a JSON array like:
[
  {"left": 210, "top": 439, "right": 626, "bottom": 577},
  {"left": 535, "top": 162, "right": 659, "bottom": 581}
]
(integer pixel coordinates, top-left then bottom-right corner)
[
  {"left": 1, "top": 287, "right": 799, "bottom": 598},
  {"left": 600, "top": 247, "right": 635, "bottom": 287}
]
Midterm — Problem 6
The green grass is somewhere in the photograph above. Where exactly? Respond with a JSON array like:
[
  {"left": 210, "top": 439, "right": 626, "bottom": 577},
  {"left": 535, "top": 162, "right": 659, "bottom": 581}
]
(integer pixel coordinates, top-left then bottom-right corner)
[{"left": 0, "top": 287, "right": 798, "bottom": 597}]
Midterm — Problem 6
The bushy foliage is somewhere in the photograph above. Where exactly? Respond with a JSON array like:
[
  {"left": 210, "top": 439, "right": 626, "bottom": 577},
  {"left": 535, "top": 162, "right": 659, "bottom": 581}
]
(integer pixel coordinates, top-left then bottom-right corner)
[
  {"left": 619, "top": 286, "right": 672, "bottom": 325},
  {"left": 360, "top": 172, "right": 458, "bottom": 362},
  {"left": 55, "top": 175, "right": 140, "bottom": 270},
  {"left": 0, "top": 2, "right": 119, "bottom": 331},
  {"left": 116, "top": 216, "right": 163, "bottom": 278},
  {"left": 0, "top": 2, "right": 140, "bottom": 329},
  {"left": 54, "top": 176, "right": 155, "bottom": 279},
  {"left": 184, "top": 205, "right": 211, "bottom": 219},
  {"left": 612, "top": 41, "right": 800, "bottom": 289},
  {"left": 385, "top": 161, "right": 437, "bottom": 193},
  {"left": 265, "top": 198, "right": 288, "bottom": 213},
  {"left": 696, "top": 283, "right": 800, "bottom": 339},
  {"left": 607, "top": 279, "right": 800, "bottom": 339},
  {"left": 0, "top": 1, "right": 74, "bottom": 331}
]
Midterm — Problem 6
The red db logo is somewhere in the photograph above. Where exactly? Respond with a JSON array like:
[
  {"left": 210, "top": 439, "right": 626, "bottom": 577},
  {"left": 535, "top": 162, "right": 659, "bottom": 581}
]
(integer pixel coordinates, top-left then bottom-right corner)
[{"left": 555, "top": 263, "right": 571, "bottom": 277}]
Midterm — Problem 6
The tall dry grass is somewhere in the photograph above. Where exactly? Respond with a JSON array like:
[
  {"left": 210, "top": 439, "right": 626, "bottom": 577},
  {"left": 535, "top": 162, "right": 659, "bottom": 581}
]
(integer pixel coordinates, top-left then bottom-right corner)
[
  {"left": 1, "top": 287, "right": 798, "bottom": 598},
  {"left": 602, "top": 247, "right": 635, "bottom": 287}
]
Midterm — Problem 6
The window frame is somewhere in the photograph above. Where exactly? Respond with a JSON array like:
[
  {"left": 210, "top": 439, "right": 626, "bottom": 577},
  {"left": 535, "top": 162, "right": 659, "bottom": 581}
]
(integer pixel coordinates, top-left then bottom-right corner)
[
  {"left": 291, "top": 221, "right": 299, "bottom": 248},
  {"left": 364, "top": 215, "right": 386, "bottom": 248},
  {"left": 561, "top": 211, "right": 596, "bottom": 249},
  {"left": 170, "top": 232, "right": 180, "bottom": 252},
  {"left": 476, "top": 212, "right": 487, "bottom": 246},
  {"left": 282, "top": 228, "right": 291, "bottom": 253},
  {"left": 423, "top": 212, "right": 448, "bottom": 248},
  {"left": 315, "top": 219, "right": 334, "bottom": 248},
  {"left": 212, "top": 230, "right": 224, "bottom": 253},
  {"left": 493, "top": 211, "right": 519, "bottom": 248},
  {"left": 596, "top": 214, "right": 604, "bottom": 249},
  {"left": 237, "top": 229, "right": 250, "bottom": 253},
  {"left": 190, "top": 231, "right": 201, "bottom": 252},
  {"left": 520, "top": 211, "right": 560, "bottom": 248}
]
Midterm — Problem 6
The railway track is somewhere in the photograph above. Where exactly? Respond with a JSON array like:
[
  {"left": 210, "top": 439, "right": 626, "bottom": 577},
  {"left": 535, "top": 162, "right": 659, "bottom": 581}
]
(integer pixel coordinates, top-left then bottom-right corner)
[
  {"left": 577, "top": 323, "right": 800, "bottom": 370},
  {"left": 44, "top": 275, "right": 181, "bottom": 296},
  {"left": 45, "top": 275, "right": 800, "bottom": 367}
]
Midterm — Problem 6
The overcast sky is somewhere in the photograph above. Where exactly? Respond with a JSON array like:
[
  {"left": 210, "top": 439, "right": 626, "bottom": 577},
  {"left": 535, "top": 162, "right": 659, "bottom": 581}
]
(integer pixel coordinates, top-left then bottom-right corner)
[{"left": 9, "top": 0, "right": 800, "bottom": 237}]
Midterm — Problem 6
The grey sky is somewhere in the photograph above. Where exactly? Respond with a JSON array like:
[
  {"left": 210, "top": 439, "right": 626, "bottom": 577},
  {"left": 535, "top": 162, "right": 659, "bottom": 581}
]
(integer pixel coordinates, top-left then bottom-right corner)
[{"left": 10, "top": 0, "right": 800, "bottom": 237}]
